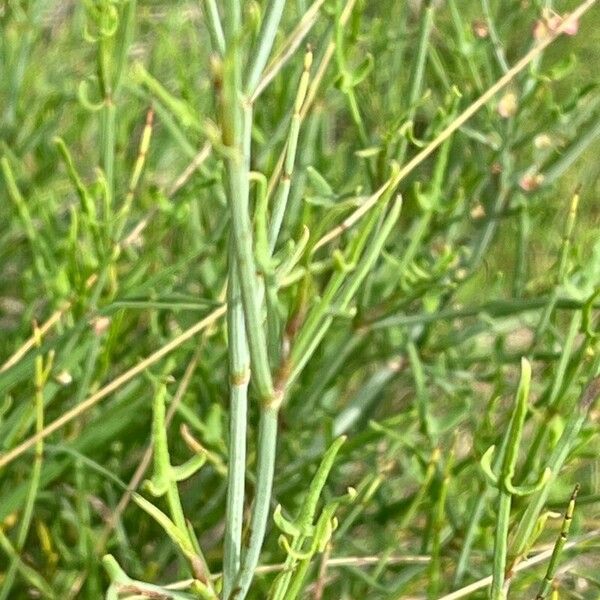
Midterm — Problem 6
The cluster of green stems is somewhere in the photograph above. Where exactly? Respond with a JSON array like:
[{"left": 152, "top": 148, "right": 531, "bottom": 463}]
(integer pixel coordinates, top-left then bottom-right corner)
[{"left": 216, "top": 2, "right": 288, "bottom": 599}]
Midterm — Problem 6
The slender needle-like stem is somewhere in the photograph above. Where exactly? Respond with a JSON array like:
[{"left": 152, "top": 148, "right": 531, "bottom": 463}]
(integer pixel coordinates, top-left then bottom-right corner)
[
  {"left": 395, "top": 0, "right": 436, "bottom": 165},
  {"left": 220, "top": 3, "right": 288, "bottom": 598},
  {"left": 202, "top": 0, "right": 226, "bottom": 55},
  {"left": 245, "top": 0, "right": 287, "bottom": 96},
  {"left": 229, "top": 408, "right": 278, "bottom": 600},
  {"left": 223, "top": 254, "right": 250, "bottom": 599},
  {"left": 268, "top": 48, "right": 313, "bottom": 252},
  {"left": 535, "top": 485, "right": 579, "bottom": 600},
  {"left": 481, "top": 0, "right": 509, "bottom": 73}
]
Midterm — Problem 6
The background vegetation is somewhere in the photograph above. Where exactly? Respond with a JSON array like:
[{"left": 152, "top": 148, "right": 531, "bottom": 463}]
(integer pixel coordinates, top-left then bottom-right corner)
[{"left": 1, "top": 0, "right": 600, "bottom": 598}]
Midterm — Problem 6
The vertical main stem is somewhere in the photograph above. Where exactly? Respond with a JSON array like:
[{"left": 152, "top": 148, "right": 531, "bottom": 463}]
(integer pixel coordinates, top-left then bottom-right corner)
[
  {"left": 224, "top": 100, "right": 276, "bottom": 405},
  {"left": 221, "top": 3, "right": 288, "bottom": 597},
  {"left": 223, "top": 259, "right": 250, "bottom": 599},
  {"left": 230, "top": 407, "right": 278, "bottom": 600},
  {"left": 223, "top": 94, "right": 281, "bottom": 600}
]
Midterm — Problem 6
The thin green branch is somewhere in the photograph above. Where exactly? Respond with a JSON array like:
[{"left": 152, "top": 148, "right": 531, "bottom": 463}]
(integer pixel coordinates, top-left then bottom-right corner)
[
  {"left": 268, "top": 47, "right": 313, "bottom": 252},
  {"left": 535, "top": 485, "right": 579, "bottom": 600},
  {"left": 201, "top": 0, "right": 226, "bottom": 55},
  {"left": 245, "top": 0, "right": 287, "bottom": 96}
]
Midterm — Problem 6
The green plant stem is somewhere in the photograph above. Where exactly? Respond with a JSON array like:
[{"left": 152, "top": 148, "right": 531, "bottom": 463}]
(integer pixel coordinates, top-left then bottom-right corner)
[
  {"left": 297, "top": 186, "right": 398, "bottom": 356},
  {"left": 542, "top": 118, "right": 600, "bottom": 186},
  {"left": 398, "top": 450, "right": 439, "bottom": 537},
  {"left": 149, "top": 387, "right": 187, "bottom": 535},
  {"left": 145, "top": 384, "right": 214, "bottom": 591},
  {"left": 1, "top": 156, "right": 52, "bottom": 286},
  {"left": 428, "top": 454, "right": 452, "bottom": 598},
  {"left": 202, "top": 0, "right": 226, "bottom": 55},
  {"left": 290, "top": 194, "right": 401, "bottom": 382},
  {"left": 334, "top": 8, "right": 376, "bottom": 187},
  {"left": 366, "top": 295, "right": 597, "bottom": 330},
  {"left": 223, "top": 256, "right": 250, "bottom": 599},
  {"left": 397, "top": 125, "right": 453, "bottom": 283},
  {"left": 75, "top": 460, "right": 100, "bottom": 598},
  {"left": 98, "top": 0, "right": 135, "bottom": 238},
  {"left": 270, "top": 532, "right": 309, "bottom": 600},
  {"left": 268, "top": 49, "right": 312, "bottom": 252},
  {"left": 454, "top": 420, "right": 513, "bottom": 587},
  {"left": 114, "top": 107, "right": 154, "bottom": 242},
  {"left": 224, "top": 101, "right": 275, "bottom": 405},
  {"left": 535, "top": 485, "right": 578, "bottom": 600},
  {"left": 530, "top": 189, "right": 579, "bottom": 348},
  {"left": 101, "top": 95, "right": 116, "bottom": 227},
  {"left": 0, "top": 529, "right": 56, "bottom": 600},
  {"left": 224, "top": 0, "right": 241, "bottom": 41},
  {"left": 489, "top": 358, "right": 533, "bottom": 599},
  {"left": 521, "top": 311, "right": 585, "bottom": 480},
  {"left": 406, "top": 341, "right": 431, "bottom": 438},
  {"left": 447, "top": 0, "right": 484, "bottom": 91},
  {"left": 452, "top": 486, "right": 487, "bottom": 586},
  {"left": 113, "top": 0, "right": 137, "bottom": 94},
  {"left": 221, "top": 5, "right": 286, "bottom": 598},
  {"left": 229, "top": 407, "right": 278, "bottom": 600},
  {"left": 262, "top": 0, "right": 358, "bottom": 209},
  {"left": 359, "top": 0, "right": 432, "bottom": 311},
  {"left": 245, "top": 0, "right": 287, "bottom": 96},
  {"left": 269, "top": 436, "right": 346, "bottom": 600}
]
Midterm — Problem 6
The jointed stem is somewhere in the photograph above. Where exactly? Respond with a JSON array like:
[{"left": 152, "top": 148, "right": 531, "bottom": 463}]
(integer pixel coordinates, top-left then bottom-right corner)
[
  {"left": 223, "top": 257, "right": 250, "bottom": 599},
  {"left": 222, "top": 87, "right": 275, "bottom": 405},
  {"left": 535, "top": 485, "right": 579, "bottom": 600},
  {"left": 220, "top": 2, "right": 287, "bottom": 598}
]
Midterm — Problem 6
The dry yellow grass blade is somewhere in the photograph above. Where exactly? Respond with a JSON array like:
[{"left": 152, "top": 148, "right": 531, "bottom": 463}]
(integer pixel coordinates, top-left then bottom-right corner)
[
  {"left": 0, "top": 275, "right": 98, "bottom": 374},
  {"left": 0, "top": 305, "right": 226, "bottom": 470}
]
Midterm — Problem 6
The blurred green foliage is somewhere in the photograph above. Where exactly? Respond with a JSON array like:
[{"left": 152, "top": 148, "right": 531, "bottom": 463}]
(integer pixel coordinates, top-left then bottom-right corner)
[{"left": 1, "top": 0, "right": 599, "bottom": 598}]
